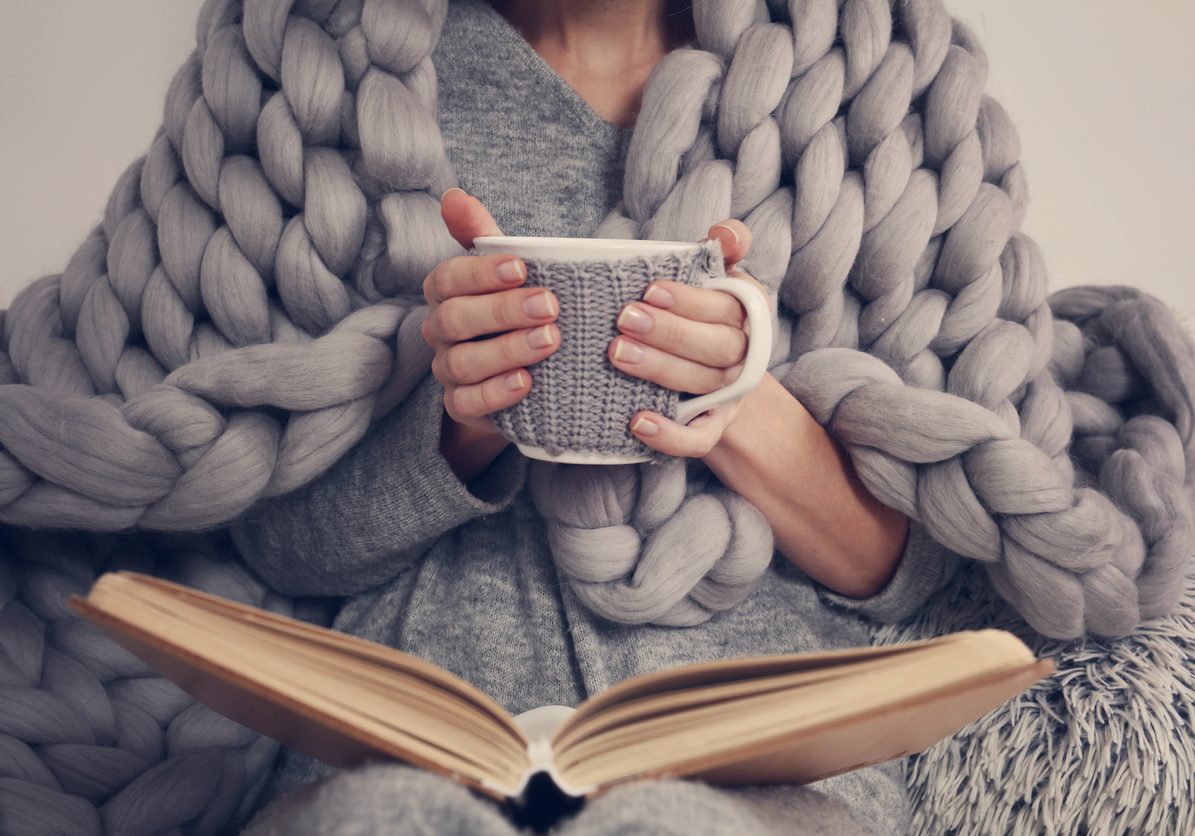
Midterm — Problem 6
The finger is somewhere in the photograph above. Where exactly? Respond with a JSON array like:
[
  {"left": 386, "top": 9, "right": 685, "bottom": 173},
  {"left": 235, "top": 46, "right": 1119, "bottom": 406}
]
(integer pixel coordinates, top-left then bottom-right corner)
[
  {"left": 425, "top": 286, "right": 559, "bottom": 344},
  {"left": 434, "top": 324, "right": 560, "bottom": 385},
  {"left": 440, "top": 188, "right": 502, "bottom": 249},
  {"left": 640, "top": 282, "right": 744, "bottom": 326},
  {"left": 616, "top": 302, "right": 747, "bottom": 368},
  {"left": 609, "top": 336, "right": 738, "bottom": 394},
  {"left": 704, "top": 220, "right": 752, "bottom": 269},
  {"left": 630, "top": 409, "right": 728, "bottom": 458},
  {"left": 445, "top": 369, "right": 532, "bottom": 422},
  {"left": 424, "top": 253, "right": 527, "bottom": 305}
]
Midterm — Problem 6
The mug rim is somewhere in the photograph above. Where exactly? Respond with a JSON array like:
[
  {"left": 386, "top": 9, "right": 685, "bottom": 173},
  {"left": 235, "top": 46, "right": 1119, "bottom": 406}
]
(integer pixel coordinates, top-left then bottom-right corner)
[{"left": 473, "top": 235, "right": 701, "bottom": 261}]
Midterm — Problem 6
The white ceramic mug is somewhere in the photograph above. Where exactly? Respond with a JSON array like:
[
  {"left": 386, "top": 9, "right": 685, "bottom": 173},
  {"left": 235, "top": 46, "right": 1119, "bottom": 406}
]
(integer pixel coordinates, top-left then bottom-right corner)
[{"left": 473, "top": 235, "right": 772, "bottom": 464}]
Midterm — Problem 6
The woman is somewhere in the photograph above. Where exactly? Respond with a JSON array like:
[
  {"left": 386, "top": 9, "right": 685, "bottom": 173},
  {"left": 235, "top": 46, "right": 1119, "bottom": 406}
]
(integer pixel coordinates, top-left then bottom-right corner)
[{"left": 234, "top": 0, "right": 953, "bottom": 832}]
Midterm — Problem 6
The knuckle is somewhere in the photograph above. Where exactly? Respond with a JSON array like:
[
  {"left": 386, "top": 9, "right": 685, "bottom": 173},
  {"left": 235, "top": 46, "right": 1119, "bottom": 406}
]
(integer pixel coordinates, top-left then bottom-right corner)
[
  {"left": 498, "top": 290, "right": 527, "bottom": 328},
  {"left": 441, "top": 347, "right": 470, "bottom": 383},
  {"left": 445, "top": 387, "right": 470, "bottom": 420},
  {"left": 452, "top": 384, "right": 491, "bottom": 420},
  {"left": 459, "top": 257, "right": 486, "bottom": 292},
  {"left": 435, "top": 299, "right": 467, "bottom": 341},
  {"left": 726, "top": 300, "right": 745, "bottom": 329},
  {"left": 678, "top": 423, "right": 717, "bottom": 458},
  {"left": 700, "top": 367, "right": 728, "bottom": 394},
  {"left": 430, "top": 266, "right": 451, "bottom": 304},
  {"left": 441, "top": 255, "right": 483, "bottom": 297},
  {"left": 499, "top": 331, "right": 526, "bottom": 367},
  {"left": 720, "top": 365, "right": 743, "bottom": 389},
  {"left": 670, "top": 434, "right": 705, "bottom": 459},
  {"left": 717, "top": 329, "right": 748, "bottom": 367},
  {"left": 656, "top": 310, "right": 683, "bottom": 348},
  {"left": 423, "top": 265, "right": 449, "bottom": 305},
  {"left": 477, "top": 379, "right": 508, "bottom": 415},
  {"left": 725, "top": 299, "right": 747, "bottom": 329}
]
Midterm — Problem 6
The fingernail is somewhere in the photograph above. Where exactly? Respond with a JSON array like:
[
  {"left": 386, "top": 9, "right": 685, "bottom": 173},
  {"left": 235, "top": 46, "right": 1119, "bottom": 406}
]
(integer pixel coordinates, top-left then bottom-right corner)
[
  {"left": 643, "top": 284, "right": 675, "bottom": 309},
  {"left": 441, "top": 187, "right": 466, "bottom": 201},
  {"left": 522, "top": 291, "right": 557, "bottom": 318},
  {"left": 505, "top": 370, "right": 527, "bottom": 391},
  {"left": 712, "top": 222, "right": 740, "bottom": 246},
  {"left": 631, "top": 416, "right": 659, "bottom": 436},
  {"left": 617, "top": 305, "right": 653, "bottom": 334},
  {"left": 613, "top": 339, "right": 645, "bottom": 364},
  {"left": 497, "top": 259, "right": 525, "bottom": 283},
  {"left": 524, "top": 325, "right": 554, "bottom": 349}
]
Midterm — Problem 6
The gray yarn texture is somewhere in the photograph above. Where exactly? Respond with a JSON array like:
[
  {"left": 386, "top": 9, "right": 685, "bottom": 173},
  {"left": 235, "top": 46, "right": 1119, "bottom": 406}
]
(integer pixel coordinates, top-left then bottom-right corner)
[
  {"left": 0, "top": 0, "right": 1186, "bottom": 637},
  {"left": 491, "top": 244, "right": 725, "bottom": 458},
  {"left": 1, "top": 0, "right": 1194, "bottom": 835}
]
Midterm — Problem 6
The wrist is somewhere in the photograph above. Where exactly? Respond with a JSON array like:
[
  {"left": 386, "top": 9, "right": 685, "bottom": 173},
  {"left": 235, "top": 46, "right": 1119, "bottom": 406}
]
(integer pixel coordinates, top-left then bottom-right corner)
[
  {"left": 704, "top": 374, "right": 796, "bottom": 466},
  {"left": 439, "top": 411, "right": 510, "bottom": 483}
]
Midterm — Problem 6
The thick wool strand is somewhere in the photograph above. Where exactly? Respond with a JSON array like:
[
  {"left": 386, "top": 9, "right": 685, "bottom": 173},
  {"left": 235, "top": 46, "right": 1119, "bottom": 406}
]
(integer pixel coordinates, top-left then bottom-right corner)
[{"left": 1, "top": 1, "right": 1194, "bottom": 834}]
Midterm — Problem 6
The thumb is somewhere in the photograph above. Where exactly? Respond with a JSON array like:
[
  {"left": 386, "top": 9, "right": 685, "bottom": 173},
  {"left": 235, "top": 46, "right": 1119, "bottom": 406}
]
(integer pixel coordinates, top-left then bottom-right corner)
[
  {"left": 704, "top": 219, "right": 752, "bottom": 270},
  {"left": 441, "top": 187, "right": 502, "bottom": 249}
]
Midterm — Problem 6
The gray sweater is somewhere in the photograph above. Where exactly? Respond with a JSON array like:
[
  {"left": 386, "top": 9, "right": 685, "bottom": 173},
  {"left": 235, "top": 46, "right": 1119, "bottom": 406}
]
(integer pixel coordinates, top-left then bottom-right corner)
[{"left": 232, "top": 1, "right": 958, "bottom": 830}]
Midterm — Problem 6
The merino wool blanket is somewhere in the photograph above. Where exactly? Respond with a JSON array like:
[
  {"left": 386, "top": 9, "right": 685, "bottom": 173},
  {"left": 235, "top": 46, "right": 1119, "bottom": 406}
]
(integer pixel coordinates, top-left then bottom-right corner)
[{"left": 1, "top": 0, "right": 1194, "bottom": 833}]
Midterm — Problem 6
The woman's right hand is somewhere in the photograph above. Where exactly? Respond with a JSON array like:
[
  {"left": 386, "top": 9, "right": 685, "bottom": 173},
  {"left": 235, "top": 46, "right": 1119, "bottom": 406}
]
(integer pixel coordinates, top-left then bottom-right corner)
[{"left": 420, "top": 189, "right": 561, "bottom": 476}]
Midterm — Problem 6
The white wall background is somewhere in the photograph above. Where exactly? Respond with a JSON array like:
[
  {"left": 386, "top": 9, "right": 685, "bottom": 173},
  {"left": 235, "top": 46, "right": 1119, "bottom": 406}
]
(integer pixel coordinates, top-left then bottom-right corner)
[{"left": 2, "top": 1, "right": 1193, "bottom": 324}]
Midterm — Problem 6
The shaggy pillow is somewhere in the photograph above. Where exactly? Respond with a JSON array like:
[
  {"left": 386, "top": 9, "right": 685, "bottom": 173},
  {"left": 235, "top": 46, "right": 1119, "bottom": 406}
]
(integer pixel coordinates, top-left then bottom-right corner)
[{"left": 870, "top": 561, "right": 1195, "bottom": 834}]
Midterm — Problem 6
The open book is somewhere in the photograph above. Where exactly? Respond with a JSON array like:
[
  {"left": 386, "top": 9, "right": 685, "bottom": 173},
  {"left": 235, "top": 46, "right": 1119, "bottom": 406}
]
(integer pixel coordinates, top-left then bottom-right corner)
[{"left": 70, "top": 572, "right": 1052, "bottom": 803}]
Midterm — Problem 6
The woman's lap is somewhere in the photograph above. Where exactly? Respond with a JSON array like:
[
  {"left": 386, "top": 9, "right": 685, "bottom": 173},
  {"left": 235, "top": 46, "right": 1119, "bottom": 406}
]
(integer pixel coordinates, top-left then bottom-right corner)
[
  {"left": 241, "top": 763, "right": 518, "bottom": 835},
  {"left": 242, "top": 754, "right": 908, "bottom": 835}
]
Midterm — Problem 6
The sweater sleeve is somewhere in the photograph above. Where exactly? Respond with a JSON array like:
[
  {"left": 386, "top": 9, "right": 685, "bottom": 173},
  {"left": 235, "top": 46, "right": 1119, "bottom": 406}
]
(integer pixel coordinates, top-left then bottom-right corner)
[
  {"left": 816, "top": 520, "right": 961, "bottom": 624},
  {"left": 228, "top": 373, "right": 528, "bottom": 597}
]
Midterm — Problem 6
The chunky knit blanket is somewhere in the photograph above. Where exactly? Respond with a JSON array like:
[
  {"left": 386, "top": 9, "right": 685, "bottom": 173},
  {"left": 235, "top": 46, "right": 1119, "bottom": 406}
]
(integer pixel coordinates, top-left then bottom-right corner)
[{"left": 1, "top": 0, "right": 1194, "bottom": 833}]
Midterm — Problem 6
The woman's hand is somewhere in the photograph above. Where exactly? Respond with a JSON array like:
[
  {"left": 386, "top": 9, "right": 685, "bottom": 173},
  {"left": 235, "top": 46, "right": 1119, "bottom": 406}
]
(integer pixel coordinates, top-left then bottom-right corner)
[
  {"left": 421, "top": 189, "right": 562, "bottom": 479},
  {"left": 610, "top": 220, "right": 769, "bottom": 457}
]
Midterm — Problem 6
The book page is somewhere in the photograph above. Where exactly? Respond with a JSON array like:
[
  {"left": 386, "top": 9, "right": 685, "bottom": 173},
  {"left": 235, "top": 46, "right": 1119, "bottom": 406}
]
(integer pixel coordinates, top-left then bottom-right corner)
[
  {"left": 687, "top": 661, "right": 1053, "bottom": 787},
  {"left": 125, "top": 574, "right": 526, "bottom": 742},
  {"left": 554, "top": 634, "right": 962, "bottom": 745},
  {"left": 554, "top": 631, "right": 1046, "bottom": 790},
  {"left": 71, "top": 573, "right": 532, "bottom": 797},
  {"left": 554, "top": 661, "right": 868, "bottom": 753}
]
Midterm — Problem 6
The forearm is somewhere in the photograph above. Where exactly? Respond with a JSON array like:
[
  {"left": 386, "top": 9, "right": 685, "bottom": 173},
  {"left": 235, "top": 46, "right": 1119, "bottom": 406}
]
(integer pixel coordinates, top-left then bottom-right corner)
[
  {"left": 231, "top": 375, "right": 528, "bottom": 597},
  {"left": 702, "top": 373, "right": 909, "bottom": 598}
]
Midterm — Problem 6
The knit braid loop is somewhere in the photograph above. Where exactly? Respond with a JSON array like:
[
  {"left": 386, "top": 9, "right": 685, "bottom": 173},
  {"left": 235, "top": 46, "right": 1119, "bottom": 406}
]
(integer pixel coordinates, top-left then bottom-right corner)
[
  {"left": 530, "top": 460, "right": 774, "bottom": 626},
  {"left": 0, "top": 300, "right": 431, "bottom": 531},
  {"left": 0, "top": 528, "right": 335, "bottom": 836},
  {"left": 0, "top": 3, "right": 1192, "bottom": 832},
  {"left": 0, "top": 0, "right": 1190, "bottom": 709}
]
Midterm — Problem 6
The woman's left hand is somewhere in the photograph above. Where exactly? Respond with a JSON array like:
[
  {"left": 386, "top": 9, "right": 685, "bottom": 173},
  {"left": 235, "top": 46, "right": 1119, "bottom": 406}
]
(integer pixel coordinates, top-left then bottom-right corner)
[{"left": 609, "top": 219, "right": 770, "bottom": 458}]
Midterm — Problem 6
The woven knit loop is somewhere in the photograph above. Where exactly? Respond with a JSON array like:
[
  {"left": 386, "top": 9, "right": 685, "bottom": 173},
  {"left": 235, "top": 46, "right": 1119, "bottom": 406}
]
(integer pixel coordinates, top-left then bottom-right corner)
[
  {"left": 783, "top": 298, "right": 1195, "bottom": 639},
  {"left": 0, "top": 302, "right": 424, "bottom": 530},
  {"left": 2, "top": 1, "right": 1195, "bottom": 830},
  {"left": 1, "top": 0, "right": 1189, "bottom": 633},
  {"left": 624, "top": 50, "right": 723, "bottom": 224},
  {"left": 530, "top": 461, "right": 774, "bottom": 626},
  {"left": 717, "top": 24, "right": 793, "bottom": 157},
  {"left": 0, "top": 528, "right": 331, "bottom": 836},
  {"left": 0, "top": 0, "right": 439, "bottom": 535}
]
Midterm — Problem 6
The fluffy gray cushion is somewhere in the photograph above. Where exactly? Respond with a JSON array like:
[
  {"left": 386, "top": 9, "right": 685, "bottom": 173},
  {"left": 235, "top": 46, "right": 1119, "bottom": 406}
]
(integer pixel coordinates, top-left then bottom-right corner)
[{"left": 870, "top": 561, "right": 1195, "bottom": 834}]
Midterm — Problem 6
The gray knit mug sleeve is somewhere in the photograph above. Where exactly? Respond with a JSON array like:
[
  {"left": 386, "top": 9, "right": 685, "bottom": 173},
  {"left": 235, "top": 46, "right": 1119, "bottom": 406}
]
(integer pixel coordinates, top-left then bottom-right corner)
[{"left": 487, "top": 239, "right": 765, "bottom": 461}]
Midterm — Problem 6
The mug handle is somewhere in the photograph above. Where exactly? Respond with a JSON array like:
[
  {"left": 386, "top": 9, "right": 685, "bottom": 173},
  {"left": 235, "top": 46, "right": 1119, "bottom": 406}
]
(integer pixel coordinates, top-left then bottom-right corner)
[{"left": 673, "top": 278, "right": 773, "bottom": 425}]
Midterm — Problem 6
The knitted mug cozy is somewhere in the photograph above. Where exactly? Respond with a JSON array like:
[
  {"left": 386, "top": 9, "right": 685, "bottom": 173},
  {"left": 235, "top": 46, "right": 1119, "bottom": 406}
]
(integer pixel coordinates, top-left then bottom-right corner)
[
  {"left": 490, "top": 242, "right": 735, "bottom": 461},
  {"left": 1, "top": 0, "right": 1193, "bottom": 638}
]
